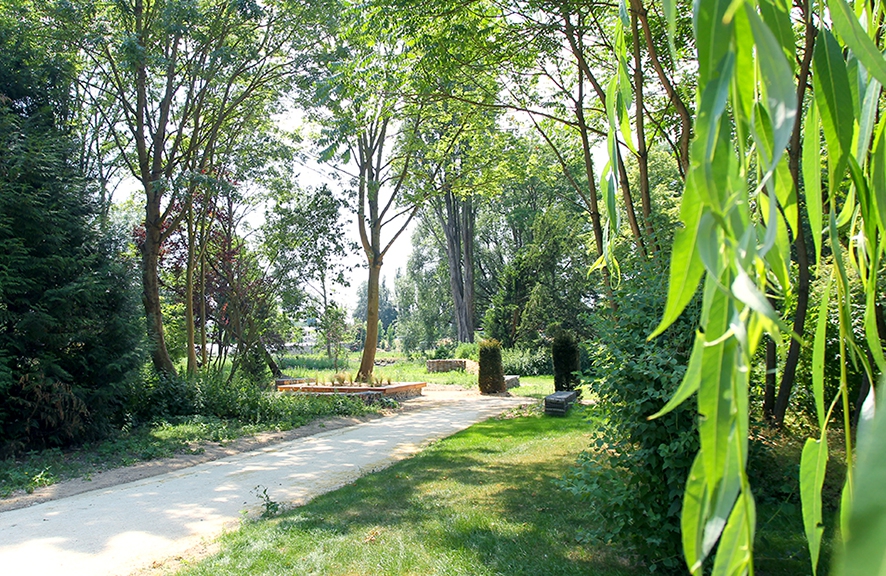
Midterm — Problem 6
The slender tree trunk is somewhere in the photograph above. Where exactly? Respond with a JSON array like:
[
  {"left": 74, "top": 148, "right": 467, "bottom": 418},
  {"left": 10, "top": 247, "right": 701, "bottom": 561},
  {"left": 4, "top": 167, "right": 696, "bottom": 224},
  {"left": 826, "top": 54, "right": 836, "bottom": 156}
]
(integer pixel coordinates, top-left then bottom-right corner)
[
  {"left": 357, "top": 262, "right": 382, "bottom": 382},
  {"left": 763, "top": 337, "right": 777, "bottom": 420},
  {"left": 185, "top": 198, "right": 198, "bottom": 375},
  {"left": 773, "top": 3, "right": 816, "bottom": 426},
  {"left": 462, "top": 194, "right": 475, "bottom": 341}
]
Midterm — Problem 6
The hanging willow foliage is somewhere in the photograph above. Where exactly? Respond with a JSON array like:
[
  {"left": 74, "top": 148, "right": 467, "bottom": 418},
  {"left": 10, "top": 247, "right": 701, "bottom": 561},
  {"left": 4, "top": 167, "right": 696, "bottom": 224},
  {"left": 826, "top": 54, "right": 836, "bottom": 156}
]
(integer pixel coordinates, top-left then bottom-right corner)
[{"left": 638, "top": 0, "right": 886, "bottom": 573}]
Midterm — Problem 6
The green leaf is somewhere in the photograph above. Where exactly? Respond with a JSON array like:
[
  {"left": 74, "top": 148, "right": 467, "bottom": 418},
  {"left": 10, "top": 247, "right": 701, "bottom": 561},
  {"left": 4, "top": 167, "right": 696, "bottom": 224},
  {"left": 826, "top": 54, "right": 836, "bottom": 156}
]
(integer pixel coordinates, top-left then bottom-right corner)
[
  {"left": 828, "top": 0, "right": 886, "bottom": 88},
  {"left": 711, "top": 492, "right": 756, "bottom": 576},
  {"left": 731, "top": 268, "right": 784, "bottom": 331},
  {"left": 745, "top": 5, "right": 798, "bottom": 172},
  {"left": 800, "top": 437, "right": 829, "bottom": 576},
  {"left": 839, "top": 396, "right": 886, "bottom": 576},
  {"left": 759, "top": 0, "right": 795, "bottom": 64},
  {"left": 803, "top": 102, "right": 823, "bottom": 268},
  {"left": 871, "top": 117, "right": 886, "bottom": 235},
  {"left": 650, "top": 333, "right": 704, "bottom": 419},
  {"left": 699, "top": 284, "right": 735, "bottom": 484},
  {"left": 812, "top": 276, "right": 831, "bottom": 429},
  {"left": 694, "top": 0, "right": 734, "bottom": 87},
  {"left": 650, "top": 178, "right": 706, "bottom": 339},
  {"left": 682, "top": 454, "right": 708, "bottom": 575},
  {"left": 813, "top": 28, "right": 855, "bottom": 192}
]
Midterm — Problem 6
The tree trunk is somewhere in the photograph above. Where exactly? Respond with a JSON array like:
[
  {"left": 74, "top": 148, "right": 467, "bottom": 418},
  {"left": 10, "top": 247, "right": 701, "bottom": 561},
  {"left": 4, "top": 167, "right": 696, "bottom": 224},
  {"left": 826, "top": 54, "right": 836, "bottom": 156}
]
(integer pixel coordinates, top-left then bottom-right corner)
[
  {"left": 763, "top": 337, "right": 777, "bottom": 420},
  {"left": 435, "top": 190, "right": 476, "bottom": 343},
  {"left": 462, "top": 194, "right": 475, "bottom": 341},
  {"left": 357, "top": 262, "right": 382, "bottom": 382},
  {"left": 142, "top": 191, "right": 176, "bottom": 375},
  {"left": 185, "top": 198, "right": 198, "bottom": 375},
  {"left": 773, "top": 6, "right": 816, "bottom": 427}
]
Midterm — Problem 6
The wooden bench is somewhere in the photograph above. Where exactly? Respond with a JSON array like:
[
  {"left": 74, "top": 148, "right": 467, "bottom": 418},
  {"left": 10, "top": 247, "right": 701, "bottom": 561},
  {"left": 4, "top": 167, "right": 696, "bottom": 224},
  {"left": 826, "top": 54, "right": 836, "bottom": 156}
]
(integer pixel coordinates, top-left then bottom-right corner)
[{"left": 544, "top": 390, "right": 578, "bottom": 416}]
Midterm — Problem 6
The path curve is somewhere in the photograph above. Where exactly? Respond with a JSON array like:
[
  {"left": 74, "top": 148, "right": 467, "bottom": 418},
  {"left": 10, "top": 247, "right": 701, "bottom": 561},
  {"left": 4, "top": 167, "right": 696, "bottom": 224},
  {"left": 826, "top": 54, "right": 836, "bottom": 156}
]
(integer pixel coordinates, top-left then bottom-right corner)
[{"left": 0, "top": 391, "right": 530, "bottom": 576}]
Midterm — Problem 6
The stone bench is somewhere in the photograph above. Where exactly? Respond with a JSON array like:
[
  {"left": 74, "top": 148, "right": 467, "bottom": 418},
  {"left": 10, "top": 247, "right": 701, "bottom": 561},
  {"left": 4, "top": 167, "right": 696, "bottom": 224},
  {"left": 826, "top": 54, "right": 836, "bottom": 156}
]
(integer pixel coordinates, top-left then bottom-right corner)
[{"left": 544, "top": 390, "right": 578, "bottom": 416}]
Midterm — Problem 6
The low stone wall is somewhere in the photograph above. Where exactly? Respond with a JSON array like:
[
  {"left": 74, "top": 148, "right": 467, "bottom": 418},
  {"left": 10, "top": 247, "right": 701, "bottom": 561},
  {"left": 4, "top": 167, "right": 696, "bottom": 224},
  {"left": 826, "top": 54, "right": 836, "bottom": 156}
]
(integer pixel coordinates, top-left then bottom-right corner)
[{"left": 426, "top": 359, "right": 479, "bottom": 375}]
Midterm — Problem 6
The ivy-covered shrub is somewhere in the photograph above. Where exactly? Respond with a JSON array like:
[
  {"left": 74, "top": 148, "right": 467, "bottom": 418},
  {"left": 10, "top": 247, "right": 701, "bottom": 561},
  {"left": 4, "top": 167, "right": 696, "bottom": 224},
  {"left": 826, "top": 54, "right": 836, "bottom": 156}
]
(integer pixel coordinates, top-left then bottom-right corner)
[
  {"left": 500, "top": 346, "right": 552, "bottom": 376},
  {"left": 478, "top": 339, "right": 506, "bottom": 394},
  {"left": 559, "top": 264, "right": 699, "bottom": 573},
  {"left": 552, "top": 332, "right": 580, "bottom": 392}
]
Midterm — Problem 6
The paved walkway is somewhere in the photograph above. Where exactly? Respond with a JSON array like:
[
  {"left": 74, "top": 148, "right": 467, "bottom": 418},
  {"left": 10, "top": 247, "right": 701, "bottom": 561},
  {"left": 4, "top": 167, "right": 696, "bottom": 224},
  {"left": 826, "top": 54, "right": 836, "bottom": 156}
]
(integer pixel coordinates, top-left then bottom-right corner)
[{"left": 0, "top": 393, "right": 529, "bottom": 576}]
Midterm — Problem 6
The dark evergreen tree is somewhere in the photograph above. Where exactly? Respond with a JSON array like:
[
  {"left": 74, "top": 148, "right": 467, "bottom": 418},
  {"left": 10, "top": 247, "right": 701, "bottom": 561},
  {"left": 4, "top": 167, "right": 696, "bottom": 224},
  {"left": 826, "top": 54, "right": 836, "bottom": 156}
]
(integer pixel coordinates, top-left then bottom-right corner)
[{"left": 0, "top": 8, "right": 143, "bottom": 454}]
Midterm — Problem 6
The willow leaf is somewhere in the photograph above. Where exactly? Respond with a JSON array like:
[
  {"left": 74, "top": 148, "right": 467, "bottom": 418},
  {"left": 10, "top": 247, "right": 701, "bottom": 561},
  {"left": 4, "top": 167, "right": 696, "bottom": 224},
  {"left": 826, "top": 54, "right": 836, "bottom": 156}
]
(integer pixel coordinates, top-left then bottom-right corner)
[
  {"left": 650, "top": 180, "right": 705, "bottom": 339},
  {"left": 800, "top": 437, "right": 829, "bottom": 576},
  {"left": 828, "top": 0, "right": 886, "bottom": 88},
  {"left": 813, "top": 28, "right": 854, "bottom": 190},
  {"left": 812, "top": 277, "right": 830, "bottom": 430},
  {"left": 711, "top": 492, "right": 756, "bottom": 576},
  {"left": 839, "top": 404, "right": 886, "bottom": 576},
  {"left": 682, "top": 454, "right": 708, "bottom": 575},
  {"left": 650, "top": 333, "right": 704, "bottom": 419},
  {"left": 699, "top": 285, "right": 734, "bottom": 484},
  {"left": 803, "top": 102, "right": 823, "bottom": 268}
]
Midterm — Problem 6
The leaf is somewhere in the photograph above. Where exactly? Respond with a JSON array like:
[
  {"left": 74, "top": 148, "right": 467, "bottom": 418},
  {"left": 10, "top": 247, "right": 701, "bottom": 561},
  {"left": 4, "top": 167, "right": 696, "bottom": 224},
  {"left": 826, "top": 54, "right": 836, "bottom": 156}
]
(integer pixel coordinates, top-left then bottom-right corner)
[
  {"left": 711, "top": 492, "right": 755, "bottom": 576},
  {"left": 731, "top": 268, "right": 784, "bottom": 331},
  {"left": 650, "top": 333, "right": 704, "bottom": 419},
  {"left": 682, "top": 454, "right": 708, "bottom": 575},
  {"left": 812, "top": 276, "right": 830, "bottom": 430},
  {"left": 871, "top": 117, "right": 886, "bottom": 236},
  {"left": 800, "top": 437, "right": 828, "bottom": 576},
  {"left": 694, "top": 0, "right": 734, "bottom": 87},
  {"left": 813, "top": 28, "right": 855, "bottom": 192},
  {"left": 745, "top": 5, "right": 798, "bottom": 173},
  {"left": 828, "top": 0, "right": 886, "bottom": 88},
  {"left": 839, "top": 402, "right": 886, "bottom": 576},
  {"left": 803, "top": 102, "right": 823, "bottom": 268},
  {"left": 650, "top": 178, "right": 706, "bottom": 339},
  {"left": 698, "top": 284, "right": 735, "bottom": 484}
]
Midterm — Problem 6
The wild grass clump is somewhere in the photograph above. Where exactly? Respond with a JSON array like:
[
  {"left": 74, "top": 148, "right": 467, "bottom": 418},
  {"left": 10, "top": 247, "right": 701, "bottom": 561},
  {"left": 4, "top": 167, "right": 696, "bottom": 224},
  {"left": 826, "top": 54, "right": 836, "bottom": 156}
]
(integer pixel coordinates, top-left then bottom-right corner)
[{"left": 501, "top": 346, "right": 552, "bottom": 376}]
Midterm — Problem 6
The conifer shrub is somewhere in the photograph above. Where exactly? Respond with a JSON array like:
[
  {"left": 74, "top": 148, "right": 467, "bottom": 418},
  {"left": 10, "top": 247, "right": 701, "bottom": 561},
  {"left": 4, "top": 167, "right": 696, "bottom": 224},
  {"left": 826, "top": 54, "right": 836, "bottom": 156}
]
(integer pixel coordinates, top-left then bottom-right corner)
[
  {"left": 478, "top": 339, "right": 506, "bottom": 394},
  {"left": 552, "top": 332, "right": 581, "bottom": 393}
]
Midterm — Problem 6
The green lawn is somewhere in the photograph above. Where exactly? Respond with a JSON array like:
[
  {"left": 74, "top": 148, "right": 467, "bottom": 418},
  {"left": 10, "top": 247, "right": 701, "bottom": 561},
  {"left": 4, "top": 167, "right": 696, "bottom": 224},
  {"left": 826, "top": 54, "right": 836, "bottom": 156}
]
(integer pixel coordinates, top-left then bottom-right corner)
[{"left": 176, "top": 406, "right": 636, "bottom": 576}]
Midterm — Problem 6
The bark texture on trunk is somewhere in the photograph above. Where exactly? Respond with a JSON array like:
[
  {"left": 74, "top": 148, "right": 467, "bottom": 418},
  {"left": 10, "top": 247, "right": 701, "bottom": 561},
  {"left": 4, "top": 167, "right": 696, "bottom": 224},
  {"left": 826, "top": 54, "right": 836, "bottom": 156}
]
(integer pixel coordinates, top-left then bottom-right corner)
[
  {"left": 435, "top": 191, "right": 476, "bottom": 343},
  {"left": 357, "top": 263, "right": 382, "bottom": 382}
]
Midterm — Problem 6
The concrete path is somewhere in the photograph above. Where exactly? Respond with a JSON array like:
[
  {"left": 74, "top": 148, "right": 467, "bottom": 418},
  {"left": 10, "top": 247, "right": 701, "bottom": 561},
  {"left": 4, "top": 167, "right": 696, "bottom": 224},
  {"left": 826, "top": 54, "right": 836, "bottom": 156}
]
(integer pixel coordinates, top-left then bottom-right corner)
[{"left": 0, "top": 393, "right": 529, "bottom": 576}]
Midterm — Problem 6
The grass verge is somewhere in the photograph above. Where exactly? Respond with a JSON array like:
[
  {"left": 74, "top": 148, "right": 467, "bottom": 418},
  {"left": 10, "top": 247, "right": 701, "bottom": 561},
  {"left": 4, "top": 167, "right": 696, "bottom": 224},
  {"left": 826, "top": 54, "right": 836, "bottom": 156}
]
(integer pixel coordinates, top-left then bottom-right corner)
[
  {"left": 176, "top": 405, "right": 636, "bottom": 576},
  {"left": 0, "top": 395, "right": 375, "bottom": 497}
]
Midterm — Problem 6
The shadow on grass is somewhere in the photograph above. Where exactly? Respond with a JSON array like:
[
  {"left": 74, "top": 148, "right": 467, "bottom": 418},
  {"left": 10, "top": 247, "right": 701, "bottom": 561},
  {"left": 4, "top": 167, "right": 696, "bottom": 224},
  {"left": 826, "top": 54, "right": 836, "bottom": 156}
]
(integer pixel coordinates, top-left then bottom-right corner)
[{"left": 182, "top": 408, "right": 635, "bottom": 576}]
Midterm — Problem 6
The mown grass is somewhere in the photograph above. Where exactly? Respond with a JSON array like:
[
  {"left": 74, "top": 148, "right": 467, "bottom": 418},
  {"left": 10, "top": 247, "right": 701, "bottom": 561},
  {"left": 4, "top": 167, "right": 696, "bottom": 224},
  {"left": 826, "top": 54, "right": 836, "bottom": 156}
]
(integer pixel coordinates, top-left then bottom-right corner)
[
  {"left": 176, "top": 405, "right": 637, "bottom": 576},
  {"left": 0, "top": 396, "right": 375, "bottom": 497}
]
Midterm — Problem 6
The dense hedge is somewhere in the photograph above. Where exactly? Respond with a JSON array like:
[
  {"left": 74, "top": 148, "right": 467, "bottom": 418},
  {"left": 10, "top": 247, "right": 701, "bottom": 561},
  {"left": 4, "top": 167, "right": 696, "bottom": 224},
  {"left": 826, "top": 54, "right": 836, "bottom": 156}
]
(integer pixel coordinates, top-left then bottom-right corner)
[{"left": 478, "top": 339, "right": 506, "bottom": 394}]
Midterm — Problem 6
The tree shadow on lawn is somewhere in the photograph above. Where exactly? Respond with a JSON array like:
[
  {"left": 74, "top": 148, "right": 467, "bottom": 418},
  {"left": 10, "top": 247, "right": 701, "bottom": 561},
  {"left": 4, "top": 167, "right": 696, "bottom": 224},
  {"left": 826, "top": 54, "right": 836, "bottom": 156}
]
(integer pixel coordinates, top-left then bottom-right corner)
[{"left": 235, "top": 409, "right": 636, "bottom": 575}]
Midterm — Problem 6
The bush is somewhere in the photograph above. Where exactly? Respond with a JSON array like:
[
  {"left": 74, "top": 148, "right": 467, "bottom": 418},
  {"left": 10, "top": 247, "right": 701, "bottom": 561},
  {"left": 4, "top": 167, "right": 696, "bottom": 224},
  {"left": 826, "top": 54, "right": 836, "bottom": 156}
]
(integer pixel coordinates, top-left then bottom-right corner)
[
  {"left": 501, "top": 347, "right": 552, "bottom": 376},
  {"left": 453, "top": 342, "right": 479, "bottom": 361},
  {"left": 559, "top": 263, "right": 699, "bottom": 573},
  {"left": 478, "top": 339, "right": 506, "bottom": 394},
  {"left": 552, "top": 332, "right": 580, "bottom": 392}
]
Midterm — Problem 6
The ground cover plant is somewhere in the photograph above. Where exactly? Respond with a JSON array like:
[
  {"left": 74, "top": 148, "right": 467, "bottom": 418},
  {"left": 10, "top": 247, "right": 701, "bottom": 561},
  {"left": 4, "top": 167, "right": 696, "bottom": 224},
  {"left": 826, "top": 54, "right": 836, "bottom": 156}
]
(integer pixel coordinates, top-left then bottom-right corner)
[{"left": 174, "top": 406, "right": 637, "bottom": 576}]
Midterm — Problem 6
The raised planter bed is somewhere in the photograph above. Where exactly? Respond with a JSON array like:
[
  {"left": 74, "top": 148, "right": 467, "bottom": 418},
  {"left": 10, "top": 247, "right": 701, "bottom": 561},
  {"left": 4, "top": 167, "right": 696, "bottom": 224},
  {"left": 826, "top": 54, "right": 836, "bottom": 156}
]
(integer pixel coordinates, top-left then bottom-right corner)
[{"left": 275, "top": 380, "right": 427, "bottom": 400}]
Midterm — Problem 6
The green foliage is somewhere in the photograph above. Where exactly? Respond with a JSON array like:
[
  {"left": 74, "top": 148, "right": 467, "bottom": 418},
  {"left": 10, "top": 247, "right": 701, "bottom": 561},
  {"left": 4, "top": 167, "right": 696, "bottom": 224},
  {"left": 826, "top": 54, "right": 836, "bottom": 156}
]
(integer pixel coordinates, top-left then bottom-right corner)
[
  {"left": 500, "top": 347, "right": 553, "bottom": 376},
  {"left": 562, "top": 267, "right": 698, "bottom": 573},
  {"left": 129, "top": 371, "right": 370, "bottom": 427},
  {"left": 551, "top": 332, "right": 580, "bottom": 393},
  {"left": 453, "top": 342, "right": 478, "bottom": 361},
  {"left": 0, "top": 13, "right": 144, "bottom": 454},
  {"left": 478, "top": 339, "right": 505, "bottom": 394}
]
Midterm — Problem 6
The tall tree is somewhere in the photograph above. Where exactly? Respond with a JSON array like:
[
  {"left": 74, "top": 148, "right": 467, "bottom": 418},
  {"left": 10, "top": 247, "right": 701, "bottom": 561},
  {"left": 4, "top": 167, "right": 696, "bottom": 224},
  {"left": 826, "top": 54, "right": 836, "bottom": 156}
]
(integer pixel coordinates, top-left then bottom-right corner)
[{"left": 62, "top": 0, "right": 323, "bottom": 374}]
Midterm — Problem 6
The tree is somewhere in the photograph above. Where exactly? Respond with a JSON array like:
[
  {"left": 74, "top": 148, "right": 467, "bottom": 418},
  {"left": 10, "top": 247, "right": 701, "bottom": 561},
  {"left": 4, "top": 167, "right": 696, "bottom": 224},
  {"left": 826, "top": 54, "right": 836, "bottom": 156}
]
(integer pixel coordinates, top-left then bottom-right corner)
[
  {"left": 0, "top": 5, "right": 143, "bottom": 452},
  {"left": 61, "top": 0, "right": 325, "bottom": 374},
  {"left": 263, "top": 183, "right": 356, "bottom": 360},
  {"left": 651, "top": 0, "right": 886, "bottom": 572}
]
